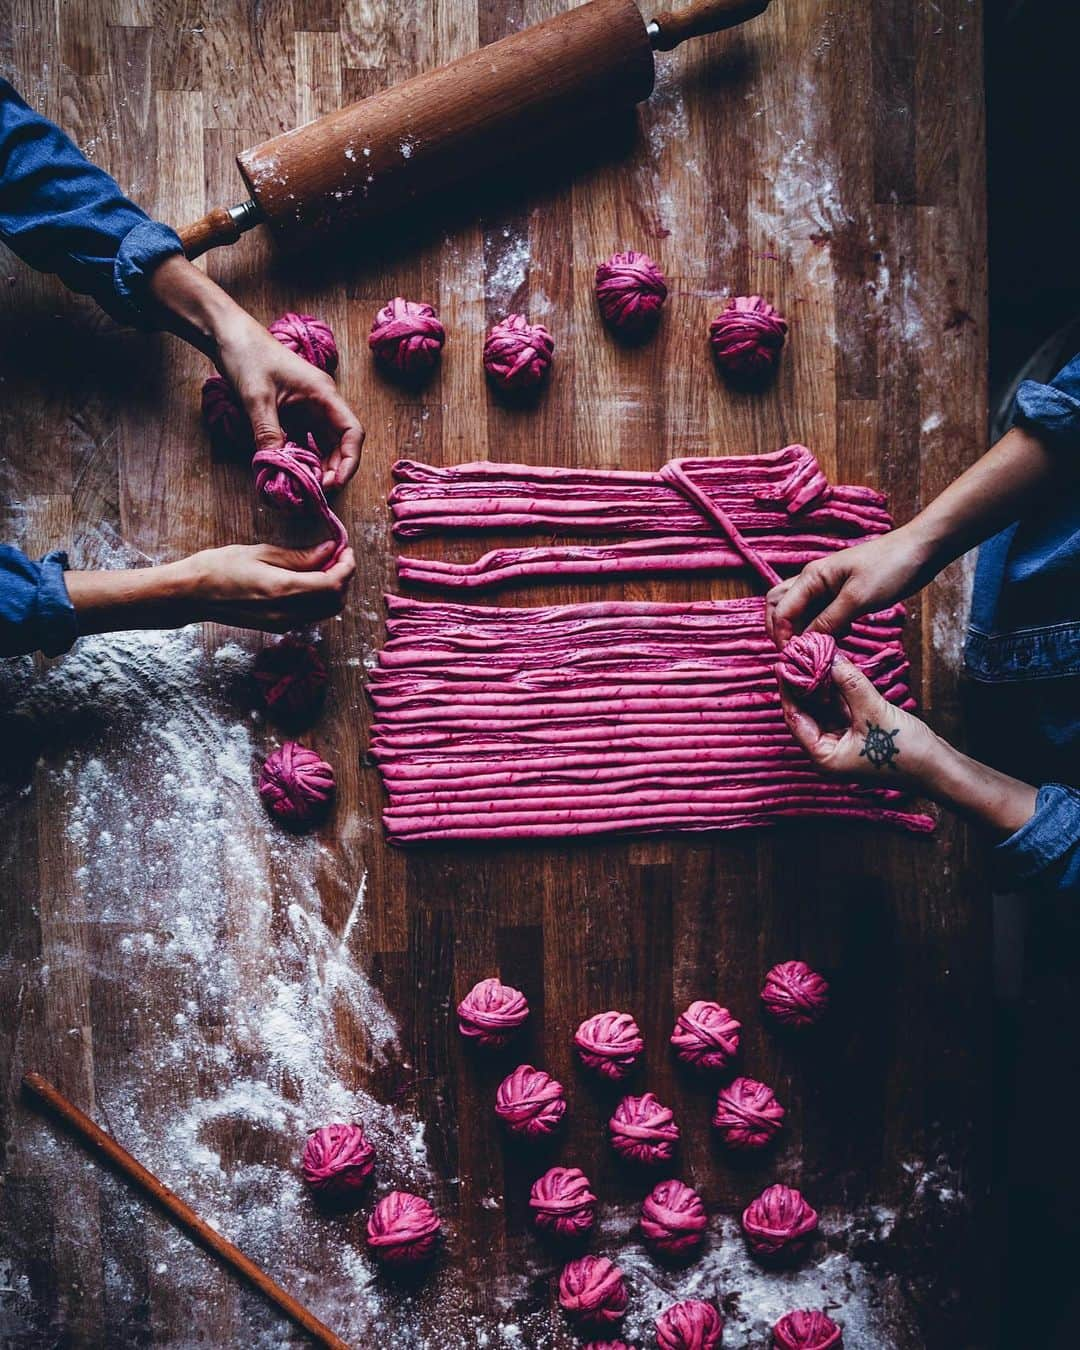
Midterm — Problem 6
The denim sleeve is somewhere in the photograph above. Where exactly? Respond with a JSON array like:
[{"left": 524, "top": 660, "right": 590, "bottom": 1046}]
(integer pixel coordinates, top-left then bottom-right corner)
[
  {"left": 0, "top": 545, "right": 79, "bottom": 657},
  {"left": 1013, "top": 353, "right": 1080, "bottom": 448},
  {"left": 995, "top": 784, "right": 1080, "bottom": 896},
  {"left": 0, "top": 79, "right": 183, "bottom": 326}
]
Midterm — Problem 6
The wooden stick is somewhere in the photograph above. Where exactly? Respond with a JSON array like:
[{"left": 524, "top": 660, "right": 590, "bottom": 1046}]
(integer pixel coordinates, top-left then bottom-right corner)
[{"left": 22, "top": 1073, "right": 351, "bottom": 1350}]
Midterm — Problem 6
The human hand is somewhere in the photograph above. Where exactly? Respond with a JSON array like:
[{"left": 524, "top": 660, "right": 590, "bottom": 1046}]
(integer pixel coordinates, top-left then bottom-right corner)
[
  {"left": 214, "top": 314, "right": 364, "bottom": 489},
  {"left": 66, "top": 542, "right": 355, "bottom": 639},
  {"left": 176, "top": 540, "right": 356, "bottom": 631},
  {"left": 765, "top": 524, "right": 936, "bottom": 647},
  {"left": 779, "top": 654, "right": 940, "bottom": 789},
  {"left": 147, "top": 257, "right": 365, "bottom": 489}
]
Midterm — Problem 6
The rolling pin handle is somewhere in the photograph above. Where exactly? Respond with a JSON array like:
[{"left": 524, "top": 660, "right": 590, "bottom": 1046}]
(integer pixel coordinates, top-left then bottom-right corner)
[
  {"left": 178, "top": 200, "right": 263, "bottom": 260},
  {"left": 647, "top": 0, "right": 770, "bottom": 50}
]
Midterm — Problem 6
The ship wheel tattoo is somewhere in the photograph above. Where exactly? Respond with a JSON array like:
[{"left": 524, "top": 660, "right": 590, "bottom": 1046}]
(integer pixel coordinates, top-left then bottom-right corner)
[{"left": 859, "top": 721, "right": 900, "bottom": 770}]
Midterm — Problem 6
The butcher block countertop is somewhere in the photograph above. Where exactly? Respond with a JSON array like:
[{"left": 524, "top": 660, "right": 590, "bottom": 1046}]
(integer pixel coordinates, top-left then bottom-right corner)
[{"left": 0, "top": 0, "right": 989, "bottom": 1344}]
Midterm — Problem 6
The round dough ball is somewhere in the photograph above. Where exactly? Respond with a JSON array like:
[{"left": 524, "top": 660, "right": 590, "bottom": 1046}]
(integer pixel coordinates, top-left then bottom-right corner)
[
  {"left": 456, "top": 977, "right": 529, "bottom": 1048},
  {"left": 761, "top": 960, "right": 830, "bottom": 1028},
  {"left": 258, "top": 741, "right": 335, "bottom": 828},
  {"left": 777, "top": 632, "right": 837, "bottom": 700},
  {"left": 483, "top": 314, "right": 554, "bottom": 392},
  {"left": 201, "top": 375, "right": 252, "bottom": 455},
  {"left": 773, "top": 1309, "right": 844, "bottom": 1349},
  {"left": 301, "top": 1123, "right": 374, "bottom": 1195},
  {"left": 595, "top": 249, "right": 668, "bottom": 339},
  {"left": 574, "top": 1010, "right": 644, "bottom": 1080},
  {"left": 268, "top": 311, "right": 339, "bottom": 375},
  {"left": 640, "top": 1178, "right": 707, "bottom": 1256},
  {"left": 609, "top": 1092, "right": 679, "bottom": 1165},
  {"left": 529, "top": 1165, "right": 596, "bottom": 1239},
  {"left": 253, "top": 635, "right": 328, "bottom": 723},
  {"left": 741, "top": 1183, "right": 819, "bottom": 1260},
  {"left": 709, "top": 294, "right": 788, "bottom": 380},
  {"left": 656, "top": 1299, "right": 724, "bottom": 1350},
  {"left": 557, "top": 1255, "right": 627, "bottom": 1330},
  {"left": 366, "top": 1190, "right": 440, "bottom": 1265},
  {"left": 495, "top": 1064, "right": 566, "bottom": 1138},
  {"left": 369, "top": 297, "right": 446, "bottom": 379},
  {"left": 712, "top": 1076, "right": 785, "bottom": 1150},
  {"left": 669, "top": 1000, "right": 741, "bottom": 1071}
]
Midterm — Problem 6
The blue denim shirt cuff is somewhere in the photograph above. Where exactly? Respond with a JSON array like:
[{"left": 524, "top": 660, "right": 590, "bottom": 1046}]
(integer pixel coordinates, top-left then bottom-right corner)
[
  {"left": 32, "top": 549, "right": 80, "bottom": 656},
  {"left": 994, "top": 783, "right": 1080, "bottom": 885},
  {"left": 1014, "top": 379, "right": 1080, "bottom": 447},
  {"left": 112, "top": 218, "right": 185, "bottom": 327}
]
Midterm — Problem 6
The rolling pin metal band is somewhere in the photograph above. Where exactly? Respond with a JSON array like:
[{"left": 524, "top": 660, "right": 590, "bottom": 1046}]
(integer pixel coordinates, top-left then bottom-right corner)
[{"left": 235, "top": 0, "right": 654, "bottom": 248}]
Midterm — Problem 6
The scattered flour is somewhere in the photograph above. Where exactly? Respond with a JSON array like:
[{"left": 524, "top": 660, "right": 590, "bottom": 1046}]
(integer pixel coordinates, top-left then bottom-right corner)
[
  {"left": 485, "top": 225, "right": 531, "bottom": 315},
  {"left": 0, "top": 623, "right": 450, "bottom": 1345}
]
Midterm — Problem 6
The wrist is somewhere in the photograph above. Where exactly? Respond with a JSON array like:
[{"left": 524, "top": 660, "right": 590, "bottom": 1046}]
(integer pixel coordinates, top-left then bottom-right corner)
[
  {"left": 917, "top": 736, "right": 1038, "bottom": 837},
  {"left": 900, "top": 511, "right": 954, "bottom": 577},
  {"left": 147, "top": 254, "right": 247, "bottom": 353}
]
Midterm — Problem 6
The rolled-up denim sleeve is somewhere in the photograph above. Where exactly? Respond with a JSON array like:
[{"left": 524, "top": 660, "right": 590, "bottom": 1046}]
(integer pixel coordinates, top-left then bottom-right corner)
[
  {"left": 1013, "top": 353, "right": 1080, "bottom": 448},
  {"left": 0, "top": 79, "right": 183, "bottom": 326},
  {"left": 995, "top": 784, "right": 1080, "bottom": 896},
  {"left": 0, "top": 545, "right": 79, "bottom": 657}
]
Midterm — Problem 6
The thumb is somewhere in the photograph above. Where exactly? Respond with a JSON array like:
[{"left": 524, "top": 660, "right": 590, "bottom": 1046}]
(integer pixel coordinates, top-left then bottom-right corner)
[
  {"left": 245, "top": 387, "right": 285, "bottom": 450},
  {"left": 257, "top": 540, "right": 335, "bottom": 572}
]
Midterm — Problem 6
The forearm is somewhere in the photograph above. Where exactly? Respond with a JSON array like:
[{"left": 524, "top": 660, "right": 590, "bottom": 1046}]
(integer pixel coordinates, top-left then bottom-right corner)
[
  {"left": 918, "top": 734, "right": 1038, "bottom": 839},
  {"left": 146, "top": 253, "right": 255, "bottom": 359},
  {"left": 904, "top": 425, "right": 1058, "bottom": 573},
  {"left": 64, "top": 561, "right": 197, "bottom": 636}
]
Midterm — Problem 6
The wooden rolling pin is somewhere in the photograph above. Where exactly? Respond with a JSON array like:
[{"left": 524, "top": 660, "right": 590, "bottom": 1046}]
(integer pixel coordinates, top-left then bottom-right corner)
[
  {"left": 179, "top": 0, "right": 769, "bottom": 257},
  {"left": 22, "top": 1073, "right": 350, "bottom": 1349}
]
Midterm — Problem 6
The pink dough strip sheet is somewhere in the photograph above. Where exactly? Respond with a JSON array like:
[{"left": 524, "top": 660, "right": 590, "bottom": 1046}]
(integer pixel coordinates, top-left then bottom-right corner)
[{"left": 370, "top": 596, "right": 935, "bottom": 845}]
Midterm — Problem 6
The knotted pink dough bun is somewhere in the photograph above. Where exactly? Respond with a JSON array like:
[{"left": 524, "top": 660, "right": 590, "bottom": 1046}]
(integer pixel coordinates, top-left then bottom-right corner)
[
  {"left": 366, "top": 1190, "right": 440, "bottom": 1265},
  {"left": 301, "top": 1123, "right": 375, "bottom": 1195},
  {"left": 369, "top": 297, "right": 446, "bottom": 378},
  {"left": 268, "top": 311, "right": 339, "bottom": 374},
  {"left": 741, "top": 1183, "right": 819, "bottom": 1259},
  {"left": 640, "top": 1178, "right": 707, "bottom": 1255},
  {"left": 456, "top": 977, "right": 529, "bottom": 1047},
  {"left": 670, "top": 1000, "right": 741, "bottom": 1071},
  {"left": 201, "top": 312, "right": 339, "bottom": 453},
  {"left": 712, "top": 1076, "right": 786, "bottom": 1150},
  {"left": 201, "top": 375, "right": 252, "bottom": 453},
  {"left": 574, "top": 1010, "right": 644, "bottom": 1080},
  {"left": 656, "top": 1299, "right": 724, "bottom": 1350},
  {"left": 253, "top": 438, "right": 321, "bottom": 512},
  {"left": 761, "top": 960, "right": 830, "bottom": 1028},
  {"left": 773, "top": 1309, "right": 844, "bottom": 1349},
  {"left": 709, "top": 295, "right": 788, "bottom": 380},
  {"left": 557, "top": 1255, "right": 628, "bottom": 1329},
  {"left": 609, "top": 1092, "right": 679, "bottom": 1165},
  {"left": 595, "top": 250, "right": 668, "bottom": 338},
  {"left": 258, "top": 742, "right": 335, "bottom": 828},
  {"left": 495, "top": 1065, "right": 566, "bottom": 1138},
  {"left": 777, "top": 632, "right": 837, "bottom": 700},
  {"left": 529, "top": 1166, "right": 597, "bottom": 1239},
  {"left": 483, "top": 314, "right": 554, "bottom": 392},
  {"left": 253, "top": 635, "right": 328, "bottom": 723}
]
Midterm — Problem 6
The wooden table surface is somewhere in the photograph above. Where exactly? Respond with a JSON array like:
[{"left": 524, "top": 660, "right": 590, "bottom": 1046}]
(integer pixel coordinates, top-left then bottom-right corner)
[{"left": 0, "top": 1, "right": 990, "bottom": 1346}]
